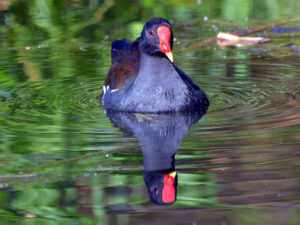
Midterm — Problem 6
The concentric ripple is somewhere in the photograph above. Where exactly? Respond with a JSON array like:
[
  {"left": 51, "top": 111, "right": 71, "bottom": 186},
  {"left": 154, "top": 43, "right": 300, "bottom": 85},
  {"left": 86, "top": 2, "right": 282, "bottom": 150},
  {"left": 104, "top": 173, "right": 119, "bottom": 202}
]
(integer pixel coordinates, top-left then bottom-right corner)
[{"left": 1, "top": 44, "right": 300, "bottom": 217}]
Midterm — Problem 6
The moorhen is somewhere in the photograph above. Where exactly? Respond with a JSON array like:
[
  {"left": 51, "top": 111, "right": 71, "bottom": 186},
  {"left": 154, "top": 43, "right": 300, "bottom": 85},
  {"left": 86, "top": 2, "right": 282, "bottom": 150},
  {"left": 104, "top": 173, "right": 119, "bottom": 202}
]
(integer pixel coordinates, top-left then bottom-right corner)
[{"left": 101, "top": 18, "right": 209, "bottom": 113}]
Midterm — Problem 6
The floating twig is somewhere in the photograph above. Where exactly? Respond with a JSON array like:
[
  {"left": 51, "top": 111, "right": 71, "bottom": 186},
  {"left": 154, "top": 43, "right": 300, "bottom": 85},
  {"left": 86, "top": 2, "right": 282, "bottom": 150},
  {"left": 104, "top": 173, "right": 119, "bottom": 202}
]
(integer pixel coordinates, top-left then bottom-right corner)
[
  {"left": 217, "top": 32, "right": 270, "bottom": 47},
  {"left": 191, "top": 16, "right": 300, "bottom": 48}
]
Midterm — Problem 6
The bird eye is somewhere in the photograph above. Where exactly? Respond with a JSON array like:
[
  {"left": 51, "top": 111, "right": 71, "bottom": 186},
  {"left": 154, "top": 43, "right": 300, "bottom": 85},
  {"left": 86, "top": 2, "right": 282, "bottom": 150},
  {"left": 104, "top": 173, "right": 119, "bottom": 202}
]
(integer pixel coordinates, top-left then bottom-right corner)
[
  {"left": 148, "top": 30, "right": 155, "bottom": 36},
  {"left": 153, "top": 186, "right": 159, "bottom": 199}
]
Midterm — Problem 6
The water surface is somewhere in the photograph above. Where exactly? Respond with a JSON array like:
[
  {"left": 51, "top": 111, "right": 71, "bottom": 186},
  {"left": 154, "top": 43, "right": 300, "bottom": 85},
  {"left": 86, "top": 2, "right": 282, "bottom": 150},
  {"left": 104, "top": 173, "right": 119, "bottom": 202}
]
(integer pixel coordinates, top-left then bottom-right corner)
[{"left": 1, "top": 0, "right": 300, "bottom": 224}]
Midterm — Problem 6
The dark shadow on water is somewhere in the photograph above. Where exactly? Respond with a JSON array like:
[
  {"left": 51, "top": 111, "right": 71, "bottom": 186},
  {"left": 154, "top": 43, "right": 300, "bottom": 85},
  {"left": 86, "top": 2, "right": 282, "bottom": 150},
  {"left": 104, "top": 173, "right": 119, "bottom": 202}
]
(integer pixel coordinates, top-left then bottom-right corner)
[{"left": 105, "top": 110, "right": 206, "bottom": 205}]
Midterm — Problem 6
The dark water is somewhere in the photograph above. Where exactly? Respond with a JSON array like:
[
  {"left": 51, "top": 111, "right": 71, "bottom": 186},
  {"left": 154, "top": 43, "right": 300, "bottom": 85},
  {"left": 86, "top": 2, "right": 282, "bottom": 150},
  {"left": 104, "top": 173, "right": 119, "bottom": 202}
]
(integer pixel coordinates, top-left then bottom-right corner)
[{"left": 1, "top": 0, "right": 300, "bottom": 224}]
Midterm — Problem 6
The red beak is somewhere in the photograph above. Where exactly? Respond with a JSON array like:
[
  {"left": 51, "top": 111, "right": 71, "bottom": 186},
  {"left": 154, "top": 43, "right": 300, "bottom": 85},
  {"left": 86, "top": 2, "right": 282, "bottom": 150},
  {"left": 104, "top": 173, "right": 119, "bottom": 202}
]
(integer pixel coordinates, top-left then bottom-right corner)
[
  {"left": 162, "top": 171, "right": 176, "bottom": 203},
  {"left": 157, "top": 25, "right": 173, "bottom": 62}
]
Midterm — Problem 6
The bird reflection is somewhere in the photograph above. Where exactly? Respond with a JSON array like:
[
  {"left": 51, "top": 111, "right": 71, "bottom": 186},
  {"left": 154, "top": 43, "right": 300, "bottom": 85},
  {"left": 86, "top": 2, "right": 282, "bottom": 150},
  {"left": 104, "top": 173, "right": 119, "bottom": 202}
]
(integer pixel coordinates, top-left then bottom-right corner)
[{"left": 105, "top": 110, "right": 206, "bottom": 205}]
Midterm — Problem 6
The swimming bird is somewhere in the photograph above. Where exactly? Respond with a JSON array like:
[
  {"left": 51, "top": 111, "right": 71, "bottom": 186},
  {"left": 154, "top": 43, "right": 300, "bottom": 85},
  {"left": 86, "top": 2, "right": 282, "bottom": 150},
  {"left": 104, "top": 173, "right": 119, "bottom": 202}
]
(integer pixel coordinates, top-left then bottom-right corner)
[{"left": 101, "top": 18, "right": 209, "bottom": 113}]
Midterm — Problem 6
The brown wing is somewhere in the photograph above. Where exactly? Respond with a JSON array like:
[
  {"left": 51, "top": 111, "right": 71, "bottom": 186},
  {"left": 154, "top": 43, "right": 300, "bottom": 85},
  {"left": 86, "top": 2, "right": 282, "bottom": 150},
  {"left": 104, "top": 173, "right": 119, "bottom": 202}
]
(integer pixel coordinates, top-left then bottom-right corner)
[{"left": 105, "top": 39, "right": 140, "bottom": 91}]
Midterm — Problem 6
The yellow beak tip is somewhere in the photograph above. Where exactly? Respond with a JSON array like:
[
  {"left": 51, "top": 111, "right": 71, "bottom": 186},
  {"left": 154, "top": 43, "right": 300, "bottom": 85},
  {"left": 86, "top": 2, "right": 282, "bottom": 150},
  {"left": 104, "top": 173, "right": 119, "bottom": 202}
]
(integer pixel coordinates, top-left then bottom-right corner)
[
  {"left": 166, "top": 52, "right": 174, "bottom": 62},
  {"left": 169, "top": 171, "right": 177, "bottom": 178}
]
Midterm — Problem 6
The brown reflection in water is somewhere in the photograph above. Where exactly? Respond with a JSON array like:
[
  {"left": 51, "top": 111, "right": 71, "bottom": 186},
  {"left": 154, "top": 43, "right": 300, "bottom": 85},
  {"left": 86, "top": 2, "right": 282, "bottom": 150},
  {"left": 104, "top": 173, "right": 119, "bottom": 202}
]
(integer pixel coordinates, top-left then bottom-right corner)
[
  {"left": 76, "top": 179, "right": 95, "bottom": 217},
  {"left": 204, "top": 56, "right": 300, "bottom": 207}
]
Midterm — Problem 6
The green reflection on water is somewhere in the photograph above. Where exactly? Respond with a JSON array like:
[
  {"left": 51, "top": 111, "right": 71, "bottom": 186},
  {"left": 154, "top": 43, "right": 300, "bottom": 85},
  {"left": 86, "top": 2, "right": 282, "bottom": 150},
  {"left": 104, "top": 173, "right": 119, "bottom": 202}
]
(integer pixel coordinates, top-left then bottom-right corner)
[{"left": 0, "top": 0, "right": 300, "bottom": 224}]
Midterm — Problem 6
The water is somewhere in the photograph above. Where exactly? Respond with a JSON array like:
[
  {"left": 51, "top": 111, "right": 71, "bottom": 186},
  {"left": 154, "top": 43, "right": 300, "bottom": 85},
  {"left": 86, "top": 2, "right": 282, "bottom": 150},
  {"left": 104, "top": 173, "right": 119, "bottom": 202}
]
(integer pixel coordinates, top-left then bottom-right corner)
[{"left": 1, "top": 0, "right": 300, "bottom": 224}]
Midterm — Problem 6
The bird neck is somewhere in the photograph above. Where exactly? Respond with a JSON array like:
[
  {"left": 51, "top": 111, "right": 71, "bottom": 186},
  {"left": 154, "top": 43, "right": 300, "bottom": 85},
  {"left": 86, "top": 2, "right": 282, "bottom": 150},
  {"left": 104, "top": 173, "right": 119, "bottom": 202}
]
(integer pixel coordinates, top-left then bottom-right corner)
[
  {"left": 140, "top": 52, "right": 170, "bottom": 67},
  {"left": 138, "top": 52, "right": 174, "bottom": 81},
  {"left": 142, "top": 150, "right": 176, "bottom": 172}
]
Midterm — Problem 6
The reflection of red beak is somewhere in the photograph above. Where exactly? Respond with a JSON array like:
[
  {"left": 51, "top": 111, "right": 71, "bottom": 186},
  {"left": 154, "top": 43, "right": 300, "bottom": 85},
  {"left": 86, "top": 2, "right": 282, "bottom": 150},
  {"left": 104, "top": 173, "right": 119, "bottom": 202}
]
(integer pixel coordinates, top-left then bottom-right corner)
[
  {"left": 157, "top": 25, "right": 173, "bottom": 62},
  {"left": 162, "top": 171, "right": 177, "bottom": 203}
]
